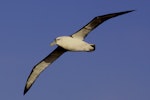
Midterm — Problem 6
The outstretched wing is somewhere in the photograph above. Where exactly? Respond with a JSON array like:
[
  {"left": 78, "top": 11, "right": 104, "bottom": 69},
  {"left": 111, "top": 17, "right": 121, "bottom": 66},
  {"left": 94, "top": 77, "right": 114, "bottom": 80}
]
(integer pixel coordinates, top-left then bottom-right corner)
[
  {"left": 71, "top": 10, "right": 134, "bottom": 40},
  {"left": 24, "top": 46, "right": 66, "bottom": 95}
]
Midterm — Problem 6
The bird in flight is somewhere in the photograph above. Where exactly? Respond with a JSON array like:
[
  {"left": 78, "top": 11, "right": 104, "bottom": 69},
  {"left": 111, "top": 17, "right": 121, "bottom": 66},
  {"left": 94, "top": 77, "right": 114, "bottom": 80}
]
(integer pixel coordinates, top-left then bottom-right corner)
[{"left": 24, "top": 10, "right": 134, "bottom": 95}]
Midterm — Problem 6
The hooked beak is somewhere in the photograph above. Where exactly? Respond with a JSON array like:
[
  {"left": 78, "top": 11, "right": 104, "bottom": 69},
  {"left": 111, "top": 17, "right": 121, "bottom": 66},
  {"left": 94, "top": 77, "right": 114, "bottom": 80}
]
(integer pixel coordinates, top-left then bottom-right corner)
[{"left": 50, "top": 40, "right": 56, "bottom": 46}]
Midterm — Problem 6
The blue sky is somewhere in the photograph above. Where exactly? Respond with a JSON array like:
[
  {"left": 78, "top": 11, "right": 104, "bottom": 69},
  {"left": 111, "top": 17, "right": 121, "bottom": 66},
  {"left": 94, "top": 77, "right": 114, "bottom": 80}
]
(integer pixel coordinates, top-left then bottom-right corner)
[{"left": 0, "top": 0, "right": 150, "bottom": 100}]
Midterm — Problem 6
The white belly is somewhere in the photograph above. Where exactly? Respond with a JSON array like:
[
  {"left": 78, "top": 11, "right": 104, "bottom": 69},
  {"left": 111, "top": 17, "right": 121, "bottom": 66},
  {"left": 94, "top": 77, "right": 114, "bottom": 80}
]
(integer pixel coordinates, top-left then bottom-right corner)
[{"left": 57, "top": 37, "right": 94, "bottom": 52}]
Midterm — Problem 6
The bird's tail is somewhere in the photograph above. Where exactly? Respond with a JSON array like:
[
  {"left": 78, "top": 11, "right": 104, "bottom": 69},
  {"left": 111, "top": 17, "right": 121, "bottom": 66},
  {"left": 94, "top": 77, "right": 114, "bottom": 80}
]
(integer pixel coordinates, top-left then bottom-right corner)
[{"left": 90, "top": 44, "right": 95, "bottom": 51}]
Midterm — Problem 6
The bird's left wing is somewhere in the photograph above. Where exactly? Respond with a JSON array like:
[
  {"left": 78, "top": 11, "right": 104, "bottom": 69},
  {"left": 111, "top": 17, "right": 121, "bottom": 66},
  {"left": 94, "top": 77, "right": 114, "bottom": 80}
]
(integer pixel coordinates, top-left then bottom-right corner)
[
  {"left": 71, "top": 10, "right": 134, "bottom": 40},
  {"left": 24, "top": 46, "right": 66, "bottom": 95}
]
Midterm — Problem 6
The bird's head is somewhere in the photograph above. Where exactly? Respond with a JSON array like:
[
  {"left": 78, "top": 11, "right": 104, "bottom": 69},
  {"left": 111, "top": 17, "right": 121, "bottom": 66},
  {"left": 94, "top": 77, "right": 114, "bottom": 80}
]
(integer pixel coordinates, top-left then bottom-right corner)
[{"left": 50, "top": 36, "right": 64, "bottom": 46}]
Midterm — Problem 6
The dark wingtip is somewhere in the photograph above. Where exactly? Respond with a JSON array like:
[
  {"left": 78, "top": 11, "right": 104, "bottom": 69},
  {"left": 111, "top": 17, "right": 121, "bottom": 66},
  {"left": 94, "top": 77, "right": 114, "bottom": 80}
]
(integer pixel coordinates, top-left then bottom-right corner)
[
  {"left": 96, "top": 10, "right": 135, "bottom": 23},
  {"left": 124, "top": 10, "right": 135, "bottom": 13},
  {"left": 126, "top": 10, "right": 135, "bottom": 12},
  {"left": 23, "top": 85, "right": 30, "bottom": 95},
  {"left": 23, "top": 87, "right": 28, "bottom": 95},
  {"left": 115, "top": 10, "right": 135, "bottom": 16}
]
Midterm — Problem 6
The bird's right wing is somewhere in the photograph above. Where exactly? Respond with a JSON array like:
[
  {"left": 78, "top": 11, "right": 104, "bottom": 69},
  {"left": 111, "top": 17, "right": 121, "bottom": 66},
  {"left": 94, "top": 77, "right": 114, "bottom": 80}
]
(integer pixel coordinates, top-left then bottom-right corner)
[
  {"left": 71, "top": 10, "right": 134, "bottom": 40},
  {"left": 24, "top": 46, "right": 66, "bottom": 95}
]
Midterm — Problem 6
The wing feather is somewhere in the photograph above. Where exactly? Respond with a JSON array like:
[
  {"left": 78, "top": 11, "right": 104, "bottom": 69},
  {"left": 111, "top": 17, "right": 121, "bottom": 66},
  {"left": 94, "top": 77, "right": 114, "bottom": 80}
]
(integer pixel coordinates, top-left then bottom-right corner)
[{"left": 24, "top": 46, "right": 66, "bottom": 95}]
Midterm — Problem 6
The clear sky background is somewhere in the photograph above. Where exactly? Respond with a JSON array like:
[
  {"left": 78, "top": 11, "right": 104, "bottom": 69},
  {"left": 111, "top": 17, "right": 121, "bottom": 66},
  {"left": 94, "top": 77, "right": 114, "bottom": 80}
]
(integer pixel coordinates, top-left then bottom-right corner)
[{"left": 0, "top": 0, "right": 149, "bottom": 100}]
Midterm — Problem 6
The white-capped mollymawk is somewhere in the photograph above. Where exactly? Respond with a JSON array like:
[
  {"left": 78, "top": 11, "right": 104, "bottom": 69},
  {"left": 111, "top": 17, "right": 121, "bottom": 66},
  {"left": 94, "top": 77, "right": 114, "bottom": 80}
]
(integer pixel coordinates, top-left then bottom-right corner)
[{"left": 24, "top": 10, "right": 134, "bottom": 95}]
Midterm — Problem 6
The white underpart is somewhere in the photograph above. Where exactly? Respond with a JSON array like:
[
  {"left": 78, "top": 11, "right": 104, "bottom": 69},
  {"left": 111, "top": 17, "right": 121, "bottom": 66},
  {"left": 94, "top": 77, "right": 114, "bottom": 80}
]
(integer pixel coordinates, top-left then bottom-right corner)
[{"left": 55, "top": 36, "right": 94, "bottom": 52}]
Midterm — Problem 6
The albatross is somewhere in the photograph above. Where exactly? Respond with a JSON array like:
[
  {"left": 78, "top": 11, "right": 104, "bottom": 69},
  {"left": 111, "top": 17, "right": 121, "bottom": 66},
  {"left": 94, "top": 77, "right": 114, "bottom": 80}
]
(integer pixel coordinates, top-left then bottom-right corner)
[{"left": 24, "top": 10, "right": 134, "bottom": 95}]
